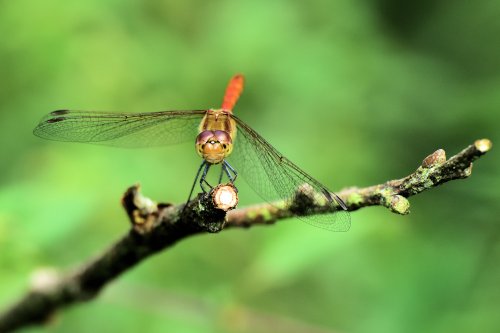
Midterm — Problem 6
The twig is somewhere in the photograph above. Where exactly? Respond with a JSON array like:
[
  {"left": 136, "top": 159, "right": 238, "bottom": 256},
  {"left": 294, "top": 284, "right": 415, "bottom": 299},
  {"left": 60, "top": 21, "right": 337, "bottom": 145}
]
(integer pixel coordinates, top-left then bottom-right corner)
[{"left": 0, "top": 139, "right": 492, "bottom": 333}]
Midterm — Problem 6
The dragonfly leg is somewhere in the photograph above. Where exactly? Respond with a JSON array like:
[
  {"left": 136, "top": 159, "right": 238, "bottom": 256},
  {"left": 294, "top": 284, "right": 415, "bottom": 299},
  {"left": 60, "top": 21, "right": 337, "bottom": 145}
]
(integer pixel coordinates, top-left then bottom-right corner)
[
  {"left": 199, "top": 162, "right": 212, "bottom": 193},
  {"left": 223, "top": 160, "right": 238, "bottom": 183},
  {"left": 186, "top": 161, "right": 207, "bottom": 203}
]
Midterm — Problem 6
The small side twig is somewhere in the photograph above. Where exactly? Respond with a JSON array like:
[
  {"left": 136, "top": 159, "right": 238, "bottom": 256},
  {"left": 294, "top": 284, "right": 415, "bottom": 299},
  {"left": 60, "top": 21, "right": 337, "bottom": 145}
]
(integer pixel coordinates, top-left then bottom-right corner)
[{"left": 0, "top": 139, "right": 492, "bottom": 333}]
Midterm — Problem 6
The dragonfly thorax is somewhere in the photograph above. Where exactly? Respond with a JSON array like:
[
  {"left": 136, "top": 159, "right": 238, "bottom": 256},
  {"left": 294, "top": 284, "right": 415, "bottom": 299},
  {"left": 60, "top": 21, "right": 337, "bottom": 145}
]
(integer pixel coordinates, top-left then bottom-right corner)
[{"left": 195, "top": 130, "right": 233, "bottom": 164}]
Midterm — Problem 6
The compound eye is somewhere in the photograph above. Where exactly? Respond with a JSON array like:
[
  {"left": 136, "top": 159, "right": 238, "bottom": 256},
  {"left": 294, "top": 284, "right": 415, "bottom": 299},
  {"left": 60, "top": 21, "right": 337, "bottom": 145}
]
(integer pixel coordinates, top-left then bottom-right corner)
[
  {"left": 213, "top": 130, "right": 232, "bottom": 144},
  {"left": 196, "top": 130, "right": 215, "bottom": 145}
]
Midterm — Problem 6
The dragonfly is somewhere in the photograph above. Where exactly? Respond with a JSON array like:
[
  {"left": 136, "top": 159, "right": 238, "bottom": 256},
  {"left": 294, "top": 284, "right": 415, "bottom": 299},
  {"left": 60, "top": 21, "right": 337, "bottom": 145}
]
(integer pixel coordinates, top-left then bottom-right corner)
[{"left": 33, "top": 75, "right": 350, "bottom": 231}]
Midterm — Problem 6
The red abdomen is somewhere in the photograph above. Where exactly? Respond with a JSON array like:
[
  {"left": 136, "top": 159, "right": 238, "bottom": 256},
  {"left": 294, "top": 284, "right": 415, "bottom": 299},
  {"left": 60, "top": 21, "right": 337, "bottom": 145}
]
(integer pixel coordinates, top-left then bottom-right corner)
[{"left": 221, "top": 74, "right": 244, "bottom": 112}]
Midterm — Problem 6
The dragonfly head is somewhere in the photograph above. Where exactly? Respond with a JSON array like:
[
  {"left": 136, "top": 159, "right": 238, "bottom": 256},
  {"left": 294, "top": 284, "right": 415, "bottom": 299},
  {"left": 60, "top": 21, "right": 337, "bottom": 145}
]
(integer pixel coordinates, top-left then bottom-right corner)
[{"left": 196, "top": 130, "right": 233, "bottom": 164}]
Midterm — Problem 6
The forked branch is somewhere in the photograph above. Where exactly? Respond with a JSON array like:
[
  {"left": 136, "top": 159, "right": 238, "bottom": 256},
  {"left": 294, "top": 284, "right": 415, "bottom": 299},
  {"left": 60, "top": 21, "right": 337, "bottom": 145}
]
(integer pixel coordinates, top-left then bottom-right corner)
[{"left": 0, "top": 139, "right": 492, "bottom": 333}]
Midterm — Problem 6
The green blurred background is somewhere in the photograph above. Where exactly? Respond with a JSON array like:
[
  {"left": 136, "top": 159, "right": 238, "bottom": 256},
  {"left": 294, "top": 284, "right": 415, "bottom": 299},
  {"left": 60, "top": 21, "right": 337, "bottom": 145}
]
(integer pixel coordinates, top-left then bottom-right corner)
[{"left": 0, "top": 0, "right": 498, "bottom": 332}]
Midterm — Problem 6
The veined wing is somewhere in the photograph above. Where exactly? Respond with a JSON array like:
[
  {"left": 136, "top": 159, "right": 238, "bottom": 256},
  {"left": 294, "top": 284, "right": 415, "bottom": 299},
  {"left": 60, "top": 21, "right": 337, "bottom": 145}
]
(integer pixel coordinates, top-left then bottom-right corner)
[
  {"left": 228, "top": 114, "right": 350, "bottom": 231},
  {"left": 33, "top": 109, "right": 207, "bottom": 147}
]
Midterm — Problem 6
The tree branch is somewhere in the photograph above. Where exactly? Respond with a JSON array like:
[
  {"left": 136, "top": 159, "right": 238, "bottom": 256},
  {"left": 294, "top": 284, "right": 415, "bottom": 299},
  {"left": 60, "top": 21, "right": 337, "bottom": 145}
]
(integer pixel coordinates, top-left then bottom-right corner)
[{"left": 0, "top": 139, "right": 492, "bottom": 333}]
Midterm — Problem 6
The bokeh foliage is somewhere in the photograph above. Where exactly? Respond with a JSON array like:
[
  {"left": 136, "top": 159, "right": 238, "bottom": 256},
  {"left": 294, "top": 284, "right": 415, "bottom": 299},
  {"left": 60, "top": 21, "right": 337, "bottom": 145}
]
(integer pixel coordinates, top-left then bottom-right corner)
[{"left": 0, "top": 1, "right": 498, "bottom": 332}]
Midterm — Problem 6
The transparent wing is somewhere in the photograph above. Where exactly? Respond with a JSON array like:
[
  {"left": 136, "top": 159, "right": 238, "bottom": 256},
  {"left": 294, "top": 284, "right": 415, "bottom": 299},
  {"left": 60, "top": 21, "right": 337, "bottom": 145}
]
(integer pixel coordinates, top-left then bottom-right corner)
[
  {"left": 33, "top": 109, "right": 207, "bottom": 147},
  {"left": 228, "top": 114, "right": 350, "bottom": 231}
]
